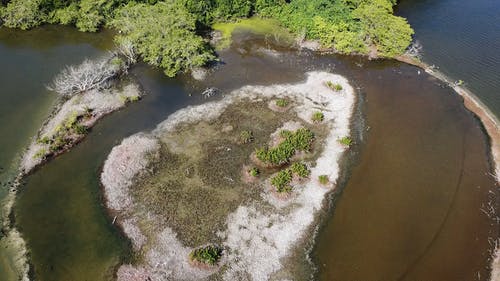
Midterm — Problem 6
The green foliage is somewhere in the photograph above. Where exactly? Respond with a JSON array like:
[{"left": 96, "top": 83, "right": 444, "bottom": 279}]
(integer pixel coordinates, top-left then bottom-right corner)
[
  {"left": 353, "top": 0, "right": 414, "bottom": 57},
  {"left": 326, "top": 81, "right": 343, "bottom": 91},
  {"left": 37, "top": 136, "right": 51, "bottom": 145},
  {"left": 73, "top": 124, "right": 88, "bottom": 135},
  {"left": 275, "top": 98, "right": 289, "bottom": 108},
  {"left": 65, "top": 111, "right": 79, "bottom": 129},
  {"left": 338, "top": 136, "right": 353, "bottom": 146},
  {"left": 318, "top": 174, "right": 329, "bottom": 185},
  {"left": 240, "top": 130, "right": 254, "bottom": 143},
  {"left": 212, "top": 17, "right": 293, "bottom": 49},
  {"left": 109, "top": 2, "right": 215, "bottom": 77},
  {"left": 290, "top": 162, "right": 310, "bottom": 178},
  {"left": 249, "top": 167, "right": 259, "bottom": 177},
  {"left": 256, "top": 128, "right": 314, "bottom": 165},
  {"left": 212, "top": 0, "right": 253, "bottom": 20},
  {"left": 1, "top": 0, "right": 45, "bottom": 30},
  {"left": 33, "top": 148, "right": 48, "bottom": 160},
  {"left": 311, "top": 111, "right": 324, "bottom": 123},
  {"left": 189, "top": 245, "right": 223, "bottom": 265},
  {"left": 271, "top": 169, "right": 292, "bottom": 193}
]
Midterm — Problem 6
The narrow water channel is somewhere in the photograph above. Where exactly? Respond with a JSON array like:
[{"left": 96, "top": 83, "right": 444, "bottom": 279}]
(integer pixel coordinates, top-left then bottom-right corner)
[
  {"left": 1, "top": 27, "right": 498, "bottom": 281},
  {"left": 0, "top": 26, "right": 113, "bottom": 281}
]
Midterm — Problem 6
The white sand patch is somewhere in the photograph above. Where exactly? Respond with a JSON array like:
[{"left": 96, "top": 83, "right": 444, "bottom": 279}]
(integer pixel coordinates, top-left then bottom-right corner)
[
  {"left": 102, "top": 71, "right": 355, "bottom": 280},
  {"left": 101, "top": 133, "right": 160, "bottom": 211},
  {"left": 21, "top": 83, "right": 141, "bottom": 174},
  {"left": 121, "top": 219, "right": 147, "bottom": 250},
  {"left": 0, "top": 228, "right": 30, "bottom": 281}
]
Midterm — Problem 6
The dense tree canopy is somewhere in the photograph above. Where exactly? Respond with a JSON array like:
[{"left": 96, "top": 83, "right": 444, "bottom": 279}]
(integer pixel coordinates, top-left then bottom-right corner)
[
  {"left": 0, "top": 0, "right": 414, "bottom": 75},
  {"left": 108, "top": 1, "right": 215, "bottom": 77}
]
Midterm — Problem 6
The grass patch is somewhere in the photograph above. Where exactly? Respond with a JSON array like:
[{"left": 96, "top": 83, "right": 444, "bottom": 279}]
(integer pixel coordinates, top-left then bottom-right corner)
[
  {"left": 271, "top": 169, "right": 293, "bottom": 193},
  {"left": 256, "top": 128, "right": 314, "bottom": 165},
  {"left": 326, "top": 81, "right": 343, "bottom": 91},
  {"left": 240, "top": 130, "right": 254, "bottom": 144},
  {"left": 212, "top": 17, "right": 293, "bottom": 49},
  {"left": 290, "top": 162, "right": 310, "bottom": 178},
  {"left": 275, "top": 98, "right": 289, "bottom": 108},
  {"left": 33, "top": 148, "right": 48, "bottom": 160},
  {"left": 318, "top": 175, "right": 329, "bottom": 185},
  {"left": 311, "top": 111, "right": 324, "bottom": 123},
  {"left": 338, "top": 136, "right": 353, "bottom": 146},
  {"left": 189, "top": 245, "right": 223, "bottom": 266},
  {"left": 249, "top": 167, "right": 259, "bottom": 177}
]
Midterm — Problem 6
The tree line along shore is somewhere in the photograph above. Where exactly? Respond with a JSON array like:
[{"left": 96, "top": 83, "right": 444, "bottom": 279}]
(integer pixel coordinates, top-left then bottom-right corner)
[{"left": 0, "top": 0, "right": 413, "bottom": 77}]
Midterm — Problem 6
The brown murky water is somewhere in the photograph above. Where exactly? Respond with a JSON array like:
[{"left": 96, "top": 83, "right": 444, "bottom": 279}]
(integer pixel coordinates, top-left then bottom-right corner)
[{"left": 314, "top": 60, "right": 499, "bottom": 281}]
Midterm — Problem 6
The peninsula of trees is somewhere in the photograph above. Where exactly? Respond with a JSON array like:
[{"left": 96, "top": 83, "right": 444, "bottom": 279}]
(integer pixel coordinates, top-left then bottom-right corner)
[{"left": 0, "top": 0, "right": 413, "bottom": 76}]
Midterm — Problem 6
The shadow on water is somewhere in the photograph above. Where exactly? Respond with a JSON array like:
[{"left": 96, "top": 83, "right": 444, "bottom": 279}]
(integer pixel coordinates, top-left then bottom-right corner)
[{"left": 4, "top": 27, "right": 498, "bottom": 281}]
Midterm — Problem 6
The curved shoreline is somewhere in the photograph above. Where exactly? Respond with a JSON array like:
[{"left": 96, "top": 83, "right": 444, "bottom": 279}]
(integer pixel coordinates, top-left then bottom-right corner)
[{"left": 396, "top": 55, "right": 500, "bottom": 281}]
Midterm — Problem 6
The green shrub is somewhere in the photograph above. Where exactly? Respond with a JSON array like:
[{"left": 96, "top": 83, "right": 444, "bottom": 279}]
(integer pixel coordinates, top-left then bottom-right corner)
[
  {"left": 338, "top": 136, "right": 353, "bottom": 146},
  {"left": 275, "top": 98, "right": 289, "bottom": 108},
  {"left": 37, "top": 136, "right": 51, "bottom": 145},
  {"left": 249, "top": 167, "right": 259, "bottom": 177},
  {"left": 290, "top": 162, "right": 310, "bottom": 178},
  {"left": 129, "top": 95, "right": 140, "bottom": 102},
  {"left": 318, "top": 175, "right": 329, "bottom": 185},
  {"left": 256, "top": 128, "right": 314, "bottom": 165},
  {"left": 240, "top": 130, "right": 254, "bottom": 144},
  {"left": 49, "top": 135, "right": 69, "bottom": 152},
  {"left": 65, "top": 111, "right": 79, "bottom": 129},
  {"left": 73, "top": 124, "right": 88, "bottom": 135},
  {"left": 326, "top": 81, "right": 343, "bottom": 91},
  {"left": 33, "top": 148, "right": 47, "bottom": 160},
  {"left": 189, "top": 245, "right": 223, "bottom": 266},
  {"left": 311, "top": 111, "right": 324, "bottom": 123},
  {"left": 271, "top": 169, "right": 293, "bottom": 193}
]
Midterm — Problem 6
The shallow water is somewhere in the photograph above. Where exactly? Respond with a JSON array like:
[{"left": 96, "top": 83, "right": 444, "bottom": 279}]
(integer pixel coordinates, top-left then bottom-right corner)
[
  {"left": 396, "top": 0, "right": 500, "bottom": 118},
  {"left": 1, "top": 27, "right": 498, "bottom": 281},
  {"left": 0, "top": 26, "right": 113, "bottom": 281}
]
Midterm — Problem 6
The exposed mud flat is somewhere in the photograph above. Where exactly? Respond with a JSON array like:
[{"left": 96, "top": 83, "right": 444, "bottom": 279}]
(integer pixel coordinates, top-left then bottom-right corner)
[{"left": 101, "top": 72, "right": 354, "bottom": 280}]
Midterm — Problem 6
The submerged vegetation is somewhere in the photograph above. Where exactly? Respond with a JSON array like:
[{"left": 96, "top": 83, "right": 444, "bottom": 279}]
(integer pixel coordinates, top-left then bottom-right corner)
[{"left": 0, "top": 0, "right": 413, "bottom": 76}]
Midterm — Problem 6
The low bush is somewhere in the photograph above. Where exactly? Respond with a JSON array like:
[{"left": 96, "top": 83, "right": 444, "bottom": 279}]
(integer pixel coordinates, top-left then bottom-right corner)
[
  {"left": 33, "top": 148, "right": 47, "bottom": 160},
  {"left": 338, "top": 136, "right": 353, "bottom": 146},
  {"left": 311, "top": 111, "right": 324, "bottom": 123},
  {"left": 326, "top": 81, "right": 343, "bottom": 91},
  {"left": 271, "top": 169, "right": 293, "bottom": 193},
  {"left": 249, "top": 167, "right": 259, "bottom": 177},
  {"left": 290, "top": 162, "right": 310, "bottom": 178},
  {"left": 275, "top": 98, "right": 289, "bottom": 108},
  {"left": 256, "top": 128, "right": 314, "bottom": 165},
  {"left": 318, "top": 175, "right": 329, "bottom": 185},
  {"left": 189, "top": 245, "right": 223, "bottom": 266}
]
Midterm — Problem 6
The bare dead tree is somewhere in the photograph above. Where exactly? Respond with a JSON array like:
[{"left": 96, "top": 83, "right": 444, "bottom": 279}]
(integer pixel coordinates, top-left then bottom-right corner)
[
  {"left": 116, "top": 40, "right": 137, "bottom": 65},
  {"left": 48, "top": 56, "right": 123, "bottom": 97}
]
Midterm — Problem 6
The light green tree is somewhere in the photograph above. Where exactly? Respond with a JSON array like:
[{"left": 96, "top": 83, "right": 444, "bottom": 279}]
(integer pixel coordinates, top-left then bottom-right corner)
[{"left": 109, "top": 1, "right": 215, "bottom": 77}]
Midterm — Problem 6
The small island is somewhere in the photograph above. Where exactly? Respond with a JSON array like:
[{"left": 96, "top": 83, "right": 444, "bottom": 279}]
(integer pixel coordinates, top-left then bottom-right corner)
[{"left": 101, "top": 71, "right": 355, "bottom": 280}]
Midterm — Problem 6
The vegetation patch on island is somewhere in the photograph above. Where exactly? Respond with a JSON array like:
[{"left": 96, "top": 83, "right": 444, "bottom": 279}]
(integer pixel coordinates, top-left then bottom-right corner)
[
  {"left": 100, "top": 71, "right": 355, "bottom": 280},
  {"left": 20, "top": 52, "right": 142, "bottom": 174}
]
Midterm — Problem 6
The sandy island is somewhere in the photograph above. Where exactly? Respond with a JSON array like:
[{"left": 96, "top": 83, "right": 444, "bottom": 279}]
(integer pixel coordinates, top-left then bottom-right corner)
[{"left": 100, "top": 71, "right": 355, "bottom": 281}]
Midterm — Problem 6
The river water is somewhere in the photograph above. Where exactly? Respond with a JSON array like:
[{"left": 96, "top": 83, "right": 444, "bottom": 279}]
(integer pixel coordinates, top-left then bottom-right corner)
[
  {"left": 0, "top": 13, "right": 498, "bottom": 281},
  {"left": 396, "top": 0, "right": 500, "bottom": 118}
]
